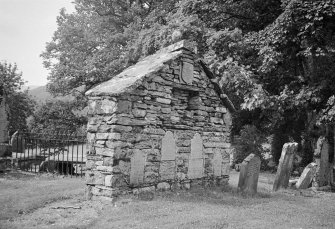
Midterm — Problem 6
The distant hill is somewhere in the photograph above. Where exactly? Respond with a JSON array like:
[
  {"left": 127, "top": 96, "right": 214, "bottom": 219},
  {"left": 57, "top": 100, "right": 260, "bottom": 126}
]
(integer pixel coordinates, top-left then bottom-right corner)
[
  {"left": 27, "top": 85, "right": 88, "bottom": 116},
  {"left": 27, "top": 86, "right": 74, "bottom": 104}
]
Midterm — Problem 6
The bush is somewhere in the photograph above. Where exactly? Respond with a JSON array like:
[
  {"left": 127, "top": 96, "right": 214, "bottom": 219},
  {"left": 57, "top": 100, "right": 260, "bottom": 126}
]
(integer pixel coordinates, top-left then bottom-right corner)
[{"left": 236, "top": 125, "right": 267, "bottom": 170}]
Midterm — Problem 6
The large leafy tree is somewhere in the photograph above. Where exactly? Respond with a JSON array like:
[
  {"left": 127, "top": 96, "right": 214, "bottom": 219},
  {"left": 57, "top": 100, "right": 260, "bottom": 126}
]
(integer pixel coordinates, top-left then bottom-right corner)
[
  {"left": 30, "top": 100, "right": 87, "bottom": 134},
  {"left": 0, "top": 62, "right": 35, "bottom": 135},
  {"left": 41, "top": 0, "right": 179, "bottom": 96},
  {"left": 44, "top": 0, "right": 335, "bottom": 164}
]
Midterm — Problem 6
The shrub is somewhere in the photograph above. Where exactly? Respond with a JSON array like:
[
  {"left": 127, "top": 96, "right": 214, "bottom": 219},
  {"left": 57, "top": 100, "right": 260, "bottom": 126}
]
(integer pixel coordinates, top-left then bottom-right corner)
[{"left": 236, "top": 125, "right": 267, "bottom": 169}]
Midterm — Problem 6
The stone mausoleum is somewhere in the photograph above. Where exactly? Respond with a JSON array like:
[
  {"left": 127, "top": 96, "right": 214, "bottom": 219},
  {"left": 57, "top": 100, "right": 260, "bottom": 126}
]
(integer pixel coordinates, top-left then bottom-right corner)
[{"left": 85, "top": 40, "right": 235, "bottom": 199}]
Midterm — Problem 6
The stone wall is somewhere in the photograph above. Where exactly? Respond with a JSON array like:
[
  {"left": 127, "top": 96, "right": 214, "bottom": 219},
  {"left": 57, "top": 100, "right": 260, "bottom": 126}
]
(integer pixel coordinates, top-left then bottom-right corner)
[{"left": 86, "top": 48, "right": 232, "bottom": 199}]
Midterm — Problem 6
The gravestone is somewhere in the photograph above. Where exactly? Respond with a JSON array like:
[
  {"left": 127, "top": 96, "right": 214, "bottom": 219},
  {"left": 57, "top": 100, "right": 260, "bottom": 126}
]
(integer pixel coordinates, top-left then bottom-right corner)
[
  {"left": 188, "top": 133, "right": 204, "bottom": 179},
  {"left": 159, "top": 131, "right": 176, "bottom": 180},
  {"left": 296, "top": 162, "right": 317, "bottom": 189},
  {"left": 318, "top": 139, "right": 331, "bottom": 186},
  {"left": 11, "top": 131, "right": 25, "bottom": 153},
  {"left": 273, "top": 142, "right": 298, "bottom": 191},
  {"left": 161, "top": 131, "right": 176, "bottom": 160},
  {"left": 130, "top": 150, "right": 146, "bottom": 186},
  {"left": 237, "top": 154, "right": 261, "bottom": 194},
  {"left": 213, "top": 149, "right": 223, "bottom": 176}
]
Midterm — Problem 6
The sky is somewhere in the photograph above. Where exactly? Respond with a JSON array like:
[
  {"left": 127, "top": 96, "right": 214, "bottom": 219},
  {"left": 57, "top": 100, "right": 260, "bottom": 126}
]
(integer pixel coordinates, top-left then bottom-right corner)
[{"left": 0, "top": 0, "right": 75, "bottom": 86}]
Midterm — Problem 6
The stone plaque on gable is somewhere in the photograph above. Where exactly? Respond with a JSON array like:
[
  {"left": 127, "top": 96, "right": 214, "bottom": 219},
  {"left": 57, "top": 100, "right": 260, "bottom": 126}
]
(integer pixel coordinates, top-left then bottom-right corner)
[
  {"left": 213, "top": 150, "right": 223, "bottom": 176},
  {"left": 181, "top": 62, "right": 194, "bottom": 84},
  {"left": 161, "top": 131, "right": 176, "bottom": 161},
  {"left": 273, "top": 142, "right": 298, "bottom": 191},
  {"left": 238, "top": 154, "right": 261, "bottom": 194},
  {"left": 296, "top": 162, "right": 317, "bottom": 189},
  {"left": 130, "top": 150, "right": 146, "bottom": 186},
  {"left": 190, "top": 133, "right": 203, "bottom": 159}
]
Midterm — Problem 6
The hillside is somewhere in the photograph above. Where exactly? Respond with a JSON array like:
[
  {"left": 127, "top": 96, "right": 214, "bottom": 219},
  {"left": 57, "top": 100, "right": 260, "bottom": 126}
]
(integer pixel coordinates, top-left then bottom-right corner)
[{"left": 27, "top": 86, "right": 73, "bottom": 104}]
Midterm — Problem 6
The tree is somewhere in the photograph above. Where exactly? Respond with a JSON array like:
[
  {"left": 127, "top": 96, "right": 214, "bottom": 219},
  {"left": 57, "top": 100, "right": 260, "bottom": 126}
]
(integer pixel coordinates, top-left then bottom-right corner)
[
  {"left": 30, "top": 100, "right": 87, "bottom": 134},
  {"left": 41, "top": 0, "right": 179, "bottom": 96},
  {"left": 44, "top": 0, "right": 335, "bottom": 165},
  {"left": 0, "top": 62, "right": 35, "bottom": 135}
]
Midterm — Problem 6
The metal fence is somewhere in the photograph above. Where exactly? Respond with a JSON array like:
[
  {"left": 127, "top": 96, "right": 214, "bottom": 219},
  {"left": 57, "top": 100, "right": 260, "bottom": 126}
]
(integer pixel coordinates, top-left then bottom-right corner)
[{"left": 11, "top": 132, "right": 86, "bottom": 177}]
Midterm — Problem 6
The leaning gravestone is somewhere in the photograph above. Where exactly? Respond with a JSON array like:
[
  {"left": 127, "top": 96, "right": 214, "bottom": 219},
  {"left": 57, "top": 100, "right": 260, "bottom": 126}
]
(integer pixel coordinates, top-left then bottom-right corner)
[
  {"left": 296, "top": 162, "right": 317, "bottom": 189},
  {"left": 318, "top": 139, "right": 331, "bottom": 187},
  {"left": 238, "top": 154, "right": 261, "bottom": 194},
  {"left": 11, "top": 131, "right": 25, "bottom": 153},
  {"left": 273, "top": 142, "right": 298, "bottom": 191}
]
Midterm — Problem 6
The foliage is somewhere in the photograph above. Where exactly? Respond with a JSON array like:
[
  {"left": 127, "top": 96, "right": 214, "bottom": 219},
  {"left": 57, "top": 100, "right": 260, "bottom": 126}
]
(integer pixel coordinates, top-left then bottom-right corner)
[
  {"left": 235, "top": 125, "right": 267, "bottom": 168},
  {"left": 44, "top": 0, "right": 335, "bottom": 164},
  {"left": 0, "top": 62, "right": 36, "bottom": 135},
  {"left": 7, "top": 91, "right": 36, "bottom": 135},
  {"left": 30, "top": 100, "right": 87, "bottom": 134}
]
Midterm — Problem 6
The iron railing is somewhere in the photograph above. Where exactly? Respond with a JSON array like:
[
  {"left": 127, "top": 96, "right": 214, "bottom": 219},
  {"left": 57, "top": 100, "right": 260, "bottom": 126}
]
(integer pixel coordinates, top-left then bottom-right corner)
[{"left": 11, "top": 131, "right": 86, "bottom": 177}]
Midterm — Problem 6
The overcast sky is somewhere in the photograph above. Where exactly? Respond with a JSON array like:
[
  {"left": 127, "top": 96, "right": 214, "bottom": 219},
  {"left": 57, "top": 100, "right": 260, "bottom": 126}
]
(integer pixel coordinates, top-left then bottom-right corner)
[{"left": 0, "top": 0, "right": 75, "bottom": 86}]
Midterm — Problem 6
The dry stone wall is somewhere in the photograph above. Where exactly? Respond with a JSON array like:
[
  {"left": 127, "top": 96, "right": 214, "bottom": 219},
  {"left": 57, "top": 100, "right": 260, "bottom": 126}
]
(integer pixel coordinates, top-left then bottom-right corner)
[{"left": 86, "top": 49, "right": 232, "bottom": 199}]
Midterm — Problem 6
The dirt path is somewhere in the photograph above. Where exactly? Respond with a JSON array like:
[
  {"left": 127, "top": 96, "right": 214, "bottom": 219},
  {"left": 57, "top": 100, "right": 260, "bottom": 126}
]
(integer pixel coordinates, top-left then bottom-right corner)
[{"left": 1, "top": 171, "right": 335, "bottom": 229}]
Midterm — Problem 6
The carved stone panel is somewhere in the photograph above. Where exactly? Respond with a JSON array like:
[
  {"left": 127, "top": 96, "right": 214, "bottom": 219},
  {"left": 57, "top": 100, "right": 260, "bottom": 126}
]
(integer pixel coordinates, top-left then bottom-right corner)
[
  {"left": 213, "top": 149, "right": 222, "bottom": 177},
  {"left": 160, "top": 161, "right": 176, "bottom": 180},
  {"left": 181, "top": 62, "right": 194, "bottom": 84},
  {"left": 190, "top": 133, "right": 203, "bottom": 159},
  {"left": 161, "top": 131, "right": 176, "bottom": 161},
  {"left": 130, "top": 150, "right": 146, "bottom": 186},
  {"left": 188, "top": 159, "right": 204, "bottom": 179}
]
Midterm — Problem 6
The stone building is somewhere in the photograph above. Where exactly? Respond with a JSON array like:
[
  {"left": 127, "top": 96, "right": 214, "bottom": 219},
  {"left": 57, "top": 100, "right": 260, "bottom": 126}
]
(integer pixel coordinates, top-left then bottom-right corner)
[{"left": 85, "top": 40, "right": 235, "bottom": 199}]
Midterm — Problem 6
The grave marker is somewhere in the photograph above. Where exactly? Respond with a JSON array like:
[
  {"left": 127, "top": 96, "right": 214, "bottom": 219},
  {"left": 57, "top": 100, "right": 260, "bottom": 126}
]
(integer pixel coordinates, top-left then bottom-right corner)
[
  {"left": 296, "top": 162, "right": 317, "bottom": 189},
  {"left": 213, "top": 149, "right": 222, "bottom": 176},
  {"left": 161, "top": 131, "right": 176, "bottom": 161},
  {"left": 11, "top": 131, "right": 25, "bottom": 153},
  {"left": 273, "top": 142, "right": 298, "bottom": 191},
  {"left": 237, "top": 154, "right": 261, "bottom": 194},
  {"left": 130, "top": 150, "right": 146, "bottom": 186},
  {"left": 188, "top": 133, "right": 204, "bottom": 179},
  {"left": 318, "top": 139, "right": 331, "bottom": 186}
]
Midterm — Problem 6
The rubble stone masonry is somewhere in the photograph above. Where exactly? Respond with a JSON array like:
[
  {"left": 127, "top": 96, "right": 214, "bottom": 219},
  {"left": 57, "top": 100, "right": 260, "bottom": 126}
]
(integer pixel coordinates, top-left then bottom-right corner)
[{"left": 85, "top": 43, "right": 233, "bottom": 199}]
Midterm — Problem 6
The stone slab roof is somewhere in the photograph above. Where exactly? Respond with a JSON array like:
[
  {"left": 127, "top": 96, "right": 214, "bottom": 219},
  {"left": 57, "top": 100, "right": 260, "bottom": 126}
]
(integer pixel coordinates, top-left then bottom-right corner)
[{"left": 86, "top": 40, "right": 236, "bottom": 112}]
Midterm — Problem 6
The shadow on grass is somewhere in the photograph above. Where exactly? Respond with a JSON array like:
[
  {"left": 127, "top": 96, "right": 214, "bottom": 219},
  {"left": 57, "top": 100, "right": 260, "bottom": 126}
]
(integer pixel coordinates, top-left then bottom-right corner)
[{"left": 139, "top": 184, "right": 274, "bottom": 208}]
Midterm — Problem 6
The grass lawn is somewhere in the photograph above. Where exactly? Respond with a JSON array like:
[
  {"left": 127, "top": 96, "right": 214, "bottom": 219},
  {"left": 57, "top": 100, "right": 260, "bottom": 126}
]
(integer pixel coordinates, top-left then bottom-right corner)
[{"left": 0, "top": 170, "right": 334, "bottom": 229}]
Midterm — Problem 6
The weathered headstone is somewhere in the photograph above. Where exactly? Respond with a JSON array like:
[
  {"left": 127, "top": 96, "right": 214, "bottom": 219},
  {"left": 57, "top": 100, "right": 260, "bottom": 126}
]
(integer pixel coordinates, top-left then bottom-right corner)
[
  {"left": 213, "top": 149, "right": 223, "bottom": 176},
  {"left": 238, "top": 154, "right": 261, "bottom": 194},
  {"left": 318, "top": 139, "right": 331, "bottom": 186},
  {"left": 296, "top": 162, "right": 317, "bottom": 189},
  {"left": 10, "top": 131, "right": 25, "bottom": 153},
  {"left": 161, "top": 131, "right": 176, "bottom": 160},
  {"left": 159, "top": 131, "right": 176, "bottom": 180},
  {"left": 188, "top": 133, "right": 204, "bottom": 179},
  {"left": 273, "top": 142, "right": 298, "bottom": 191},
  {"left": 130, "top": 149, "right": 146, "bottom": 186}
]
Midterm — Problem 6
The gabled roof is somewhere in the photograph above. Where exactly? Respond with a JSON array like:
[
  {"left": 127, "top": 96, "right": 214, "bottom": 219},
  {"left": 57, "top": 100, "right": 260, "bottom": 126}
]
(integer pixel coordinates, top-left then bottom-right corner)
[{"left": 86, "top": 40, "right": 236, "bottom": 112}]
